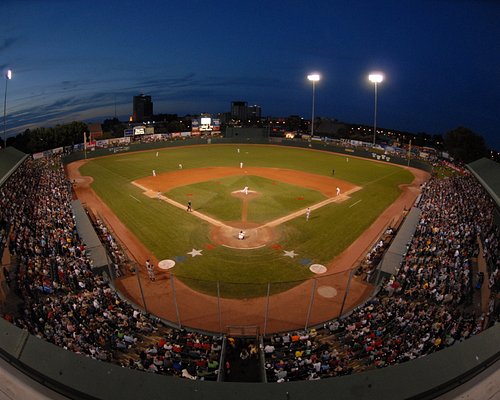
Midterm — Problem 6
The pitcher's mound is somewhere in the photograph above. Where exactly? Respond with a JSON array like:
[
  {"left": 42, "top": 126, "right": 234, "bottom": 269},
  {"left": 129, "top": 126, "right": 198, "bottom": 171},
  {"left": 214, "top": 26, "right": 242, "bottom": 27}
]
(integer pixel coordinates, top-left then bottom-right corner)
[{"left": 231, "top": 190, "right": 260, "bottom": 200}]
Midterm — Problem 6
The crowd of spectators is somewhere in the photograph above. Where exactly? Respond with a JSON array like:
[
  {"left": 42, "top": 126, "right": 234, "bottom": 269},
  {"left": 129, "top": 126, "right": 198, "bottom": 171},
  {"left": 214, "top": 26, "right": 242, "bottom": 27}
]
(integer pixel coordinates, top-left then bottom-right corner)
[
  {"left": 264, "top": 328, "right": 359, "bottom": 382},
  {"left": 264, "top": 172, "right": 499, "bottom": 382},
  {"left": 0, "top": 156, "right": 222, "bottom": 380},
  {"left": 483, "top": 225, "right": 499, "bottom": 293},
  {"left": 122, "top": 329, "right": 222, "bottom": 380},
  {"left": 0, "top": 154, "right": 498, "bottom": 384}
]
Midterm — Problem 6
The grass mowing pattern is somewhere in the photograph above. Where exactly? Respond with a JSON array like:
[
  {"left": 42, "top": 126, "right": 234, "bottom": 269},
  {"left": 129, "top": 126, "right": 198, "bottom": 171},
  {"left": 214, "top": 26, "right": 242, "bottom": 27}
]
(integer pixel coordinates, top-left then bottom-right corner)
[
  {"left": 167, "top": 175, "right": 326, "bottom": 223},
  {"left": 80, "top": 145, "right": 414, "bottom": 298}
]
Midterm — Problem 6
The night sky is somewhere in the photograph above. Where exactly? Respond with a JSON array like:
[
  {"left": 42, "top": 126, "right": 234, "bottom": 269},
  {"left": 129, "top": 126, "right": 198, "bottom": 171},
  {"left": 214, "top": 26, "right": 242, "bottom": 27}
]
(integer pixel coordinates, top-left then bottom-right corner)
[{"left": 2, "top": 0, "right": 499, "bottom": 150}]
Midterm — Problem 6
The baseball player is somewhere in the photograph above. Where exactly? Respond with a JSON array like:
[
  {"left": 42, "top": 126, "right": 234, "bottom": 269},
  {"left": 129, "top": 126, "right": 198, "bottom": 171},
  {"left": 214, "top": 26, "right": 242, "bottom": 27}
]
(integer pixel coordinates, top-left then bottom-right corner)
[
  {"left": 306, "top": 207, "right": 311, "bottom": 221},
  {"left": 146, "top": 259, "right": 155, "bottom": 281},
  {"left": 187, "top": 200, "right": 192, "bottom": 212},
  {"left": 336, "top": 187, "right": 341, "bottom": 196}
]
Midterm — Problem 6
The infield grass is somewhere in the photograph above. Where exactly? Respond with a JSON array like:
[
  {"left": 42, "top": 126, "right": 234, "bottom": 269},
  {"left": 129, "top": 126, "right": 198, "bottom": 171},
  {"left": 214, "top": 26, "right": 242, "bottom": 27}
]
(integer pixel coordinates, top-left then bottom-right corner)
[
  {"left": 167, "top": 175, "right": 326, "bottom": 223},
  {"left": 79, "top": 144, "right": 414, "bottom": 298}
]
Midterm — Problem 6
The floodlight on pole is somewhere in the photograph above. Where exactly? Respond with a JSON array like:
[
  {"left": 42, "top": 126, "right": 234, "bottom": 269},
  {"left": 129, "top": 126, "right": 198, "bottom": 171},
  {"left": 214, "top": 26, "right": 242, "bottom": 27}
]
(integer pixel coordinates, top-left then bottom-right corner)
[
  {"left": 368, "top": 73, "right": 384, "bottom": 146},
  {"left": 3, "top": 69, "right": 12, "bottom": 148},
  {"left": 307, "top": 73, "right": 320, "bottom": 136}
]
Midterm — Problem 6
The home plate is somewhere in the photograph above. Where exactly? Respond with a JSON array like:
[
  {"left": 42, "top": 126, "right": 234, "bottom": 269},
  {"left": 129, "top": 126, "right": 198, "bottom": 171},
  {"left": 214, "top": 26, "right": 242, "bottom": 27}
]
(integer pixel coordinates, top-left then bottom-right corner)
[
  {"left": 317, "top": 286, "right": 338, "bottom": 298},
  {"left": 158, "top": 259, "right": 176, "bottom": 270},
  {"left": 309, "top": 264, "right": 327, "bottom": 274}
]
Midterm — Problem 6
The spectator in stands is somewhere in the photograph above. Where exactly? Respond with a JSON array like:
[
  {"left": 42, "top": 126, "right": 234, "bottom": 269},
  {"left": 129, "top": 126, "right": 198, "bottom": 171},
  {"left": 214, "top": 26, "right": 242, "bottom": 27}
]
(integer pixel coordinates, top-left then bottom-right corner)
[{"left": 0, "top": 156, "right": 222, "bottom": 381}]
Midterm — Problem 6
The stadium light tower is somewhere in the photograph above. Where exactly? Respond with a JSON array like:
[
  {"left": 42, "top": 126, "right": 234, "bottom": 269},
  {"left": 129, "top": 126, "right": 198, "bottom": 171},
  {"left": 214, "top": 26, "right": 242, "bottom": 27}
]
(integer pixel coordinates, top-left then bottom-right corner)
[
  {"left": 307, "top": 73, "right": 320, "bottom": 136},
  {"left": 368, "top": 72, "right": 383, "bottom": 146},
  {"left": 3, "top": 69, "right": 12, "bottom": 148}
]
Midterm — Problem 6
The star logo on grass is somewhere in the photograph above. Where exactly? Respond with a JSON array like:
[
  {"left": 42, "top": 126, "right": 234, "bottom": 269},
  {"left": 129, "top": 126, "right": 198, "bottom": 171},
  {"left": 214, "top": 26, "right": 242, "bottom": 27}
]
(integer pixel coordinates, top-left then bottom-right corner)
[
  {"left": 187, "top": 249, "right": 203, "bottom": 257},
  {"left": 283, "top": 250, "right": 298, "bottom": 258}
]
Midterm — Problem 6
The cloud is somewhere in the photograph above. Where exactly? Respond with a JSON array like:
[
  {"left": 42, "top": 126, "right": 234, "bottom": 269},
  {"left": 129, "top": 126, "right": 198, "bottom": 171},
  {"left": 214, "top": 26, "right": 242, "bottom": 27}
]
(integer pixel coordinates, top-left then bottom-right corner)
[
  {"left": 4, "top": 69, "right": 294, "bottom": 139},
  {"left": 0, "top": 37, "right": 19, "bottom": 53}
]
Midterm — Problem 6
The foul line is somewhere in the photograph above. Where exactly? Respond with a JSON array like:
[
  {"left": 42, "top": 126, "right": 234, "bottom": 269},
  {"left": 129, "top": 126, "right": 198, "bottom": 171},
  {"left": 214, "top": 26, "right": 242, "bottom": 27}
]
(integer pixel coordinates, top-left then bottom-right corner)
[
  {"left": 132, "top": 181, "right": 361, "bottom": 230},
  {"left": 349, "top": 200, "right": 362, "bottom": 208},
  {"left": 129, "top": 195, "right": 141, "bottom": 202}
]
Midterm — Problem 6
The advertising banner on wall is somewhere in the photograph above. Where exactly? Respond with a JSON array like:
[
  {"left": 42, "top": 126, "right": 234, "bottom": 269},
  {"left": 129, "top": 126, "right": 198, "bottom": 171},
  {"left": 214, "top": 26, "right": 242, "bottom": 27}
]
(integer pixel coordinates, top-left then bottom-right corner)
[
  {"left": 212, "top": 118, "right": 221, "bottom": 132},
  {"left": 191, "top": 119, "right": 200, "bottom": 134},
  {"left": 96, "top": 140, "right": 109, "bottom": 148}
]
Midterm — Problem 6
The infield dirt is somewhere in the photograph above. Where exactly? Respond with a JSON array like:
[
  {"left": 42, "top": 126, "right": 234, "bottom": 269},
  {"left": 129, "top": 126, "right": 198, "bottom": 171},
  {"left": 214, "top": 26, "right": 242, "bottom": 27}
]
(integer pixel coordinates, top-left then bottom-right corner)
[{"left": 135, "top": 166, "right": 359, "bottom": 249}]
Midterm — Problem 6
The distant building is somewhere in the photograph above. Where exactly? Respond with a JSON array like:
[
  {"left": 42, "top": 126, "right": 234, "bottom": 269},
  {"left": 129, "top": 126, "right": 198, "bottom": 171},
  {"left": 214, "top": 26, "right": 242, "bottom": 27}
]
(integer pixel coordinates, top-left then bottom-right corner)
[
  {"left": 248, "top": 104, "right": 261, "bottom": 120},
  {"left": 133, "top": 94, "right": 153, "bottom": 122},
  {"left": 231, "top": 101, "right": 248, "bottom": 121}
]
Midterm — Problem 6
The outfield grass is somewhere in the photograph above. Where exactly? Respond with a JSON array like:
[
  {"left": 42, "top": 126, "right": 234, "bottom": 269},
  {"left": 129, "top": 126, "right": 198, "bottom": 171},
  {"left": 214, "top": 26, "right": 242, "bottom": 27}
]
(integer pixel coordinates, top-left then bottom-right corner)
[{"left": 80, "top": 144, "right": 414, "bottom": 298}]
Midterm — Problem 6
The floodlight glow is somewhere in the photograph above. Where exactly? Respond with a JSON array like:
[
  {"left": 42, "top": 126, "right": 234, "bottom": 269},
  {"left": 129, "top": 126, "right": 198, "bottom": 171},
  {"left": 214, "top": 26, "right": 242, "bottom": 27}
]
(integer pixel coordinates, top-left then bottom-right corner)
[
  {"left": 368, "top": 73, "right": 383, "bottom": 83},
  {"left": 307, "top": 74, "right": 320, "bottom": 82},
  {"left": 307, "top": 73, "right": 321, "bottom": 137},
  {"left": 368, "top": 72, "right": 384, "bottom": 146},
  {"left": 6, "top": 70, "right": 12, "bottom": 80}
]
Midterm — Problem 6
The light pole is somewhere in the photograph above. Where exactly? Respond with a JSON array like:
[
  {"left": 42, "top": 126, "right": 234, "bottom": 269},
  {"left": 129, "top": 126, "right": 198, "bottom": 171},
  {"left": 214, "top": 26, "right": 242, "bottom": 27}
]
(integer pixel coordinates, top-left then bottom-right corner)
[
  {"left": 368, "top": 73, "right": 383, "bottom": 146},
  {"left": 307, "top": 73, "right": 320, "bottom": 136},
  {"left": 3, "top": 69, "right": 12, "bottom": 148}
]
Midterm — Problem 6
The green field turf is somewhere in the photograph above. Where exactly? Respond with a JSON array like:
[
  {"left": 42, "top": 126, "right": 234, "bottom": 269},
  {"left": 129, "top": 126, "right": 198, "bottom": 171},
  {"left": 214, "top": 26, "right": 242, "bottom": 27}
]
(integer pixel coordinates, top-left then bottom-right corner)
[
  {"left": 79, "top": 144, "right": 414, "bottom": 298},
  {"left": 167, "top": 175, "right": 326, "bottom": 223}
]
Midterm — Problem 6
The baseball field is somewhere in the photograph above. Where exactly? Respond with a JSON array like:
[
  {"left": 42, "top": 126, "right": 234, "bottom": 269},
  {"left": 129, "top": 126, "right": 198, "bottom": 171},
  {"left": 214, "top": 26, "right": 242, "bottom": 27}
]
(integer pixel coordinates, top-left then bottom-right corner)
[{"left": 73, "top": 144, "right": 415, "bottom": 300}]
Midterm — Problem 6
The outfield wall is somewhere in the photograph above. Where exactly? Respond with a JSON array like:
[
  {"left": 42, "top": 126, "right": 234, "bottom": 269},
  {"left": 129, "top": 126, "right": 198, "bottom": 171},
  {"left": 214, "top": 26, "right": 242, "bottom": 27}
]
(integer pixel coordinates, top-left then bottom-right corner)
[{"left": 1, "top": 318, "right": 498, "bottom": 400}]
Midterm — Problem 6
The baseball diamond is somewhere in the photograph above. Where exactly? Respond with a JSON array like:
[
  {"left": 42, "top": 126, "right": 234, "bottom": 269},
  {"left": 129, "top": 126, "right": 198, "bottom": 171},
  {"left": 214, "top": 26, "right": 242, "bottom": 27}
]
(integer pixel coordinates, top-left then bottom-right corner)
[{"left": 67, "top": 144, "right": 428, "bottom": 332}]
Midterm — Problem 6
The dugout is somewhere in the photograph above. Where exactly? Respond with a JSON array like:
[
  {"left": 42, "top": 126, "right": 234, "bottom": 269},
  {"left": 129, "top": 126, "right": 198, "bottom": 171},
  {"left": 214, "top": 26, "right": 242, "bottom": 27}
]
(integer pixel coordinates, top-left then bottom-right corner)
[
  {"left": 71, "top": 200, "right": 109, "bottom": 273},
  {"left": 375, "top": 206, "right": 421, "bottom": 284}
]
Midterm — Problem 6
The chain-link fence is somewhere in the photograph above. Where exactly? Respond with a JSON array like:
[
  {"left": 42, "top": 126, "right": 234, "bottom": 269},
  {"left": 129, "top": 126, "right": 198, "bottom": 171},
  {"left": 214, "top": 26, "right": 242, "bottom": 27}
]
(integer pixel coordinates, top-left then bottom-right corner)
[{"left": 111, "top": 266, "right": 374, "bottom": 335}]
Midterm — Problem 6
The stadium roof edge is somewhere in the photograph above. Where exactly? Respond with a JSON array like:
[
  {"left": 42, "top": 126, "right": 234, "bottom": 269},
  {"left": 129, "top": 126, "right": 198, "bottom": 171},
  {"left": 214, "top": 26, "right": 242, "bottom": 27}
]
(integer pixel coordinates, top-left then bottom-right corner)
[
  {"left": 467, "top": 158, "right": 500, "bottom": 208},
  {"left": 0, "top": 147, "right": 28, "bottom": 187}
]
